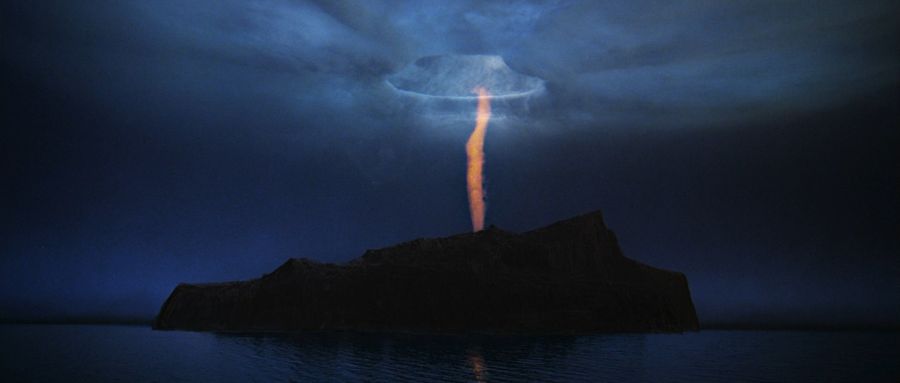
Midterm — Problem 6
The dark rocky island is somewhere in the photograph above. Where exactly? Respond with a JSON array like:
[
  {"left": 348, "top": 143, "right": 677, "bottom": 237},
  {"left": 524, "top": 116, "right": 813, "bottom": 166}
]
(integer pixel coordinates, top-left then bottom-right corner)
[{"left": 154, "top": 211, "right": 699, "bottom": 333}]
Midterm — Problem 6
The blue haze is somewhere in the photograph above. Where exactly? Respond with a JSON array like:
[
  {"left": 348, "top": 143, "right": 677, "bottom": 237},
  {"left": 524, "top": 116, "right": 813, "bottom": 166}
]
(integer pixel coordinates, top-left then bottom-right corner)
[{"left": 1, "top": 1, "right": 898, "bottom": 326}]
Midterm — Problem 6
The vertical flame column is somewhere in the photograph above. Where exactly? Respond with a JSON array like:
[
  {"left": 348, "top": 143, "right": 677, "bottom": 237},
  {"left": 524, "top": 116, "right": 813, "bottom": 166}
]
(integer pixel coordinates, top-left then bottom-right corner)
[{"left": 466, "top": 87, "right": 491, "bottom": 232}]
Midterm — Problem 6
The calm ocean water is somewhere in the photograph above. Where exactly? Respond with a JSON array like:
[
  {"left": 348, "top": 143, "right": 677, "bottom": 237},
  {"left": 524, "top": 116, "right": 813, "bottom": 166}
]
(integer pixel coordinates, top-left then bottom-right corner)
[{"left": 0, "top": 324, "right": 897, "bottom": 382}]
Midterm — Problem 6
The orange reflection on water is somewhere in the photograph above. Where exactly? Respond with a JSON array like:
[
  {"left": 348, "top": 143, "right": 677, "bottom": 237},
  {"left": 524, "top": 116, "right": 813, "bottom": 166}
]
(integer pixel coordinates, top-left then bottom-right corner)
[{"left": 469, "top": 352, "right": 487, "bottom": 382}]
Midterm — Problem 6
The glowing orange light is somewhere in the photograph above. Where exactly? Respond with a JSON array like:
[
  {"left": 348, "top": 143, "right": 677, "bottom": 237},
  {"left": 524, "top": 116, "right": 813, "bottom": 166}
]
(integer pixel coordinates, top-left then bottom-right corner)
[
  {"left": 466, "top": 87, "right": 491, "bottom": 232},
  {"left": 469, "top": 353, "right": 487, "bottom": 382}
]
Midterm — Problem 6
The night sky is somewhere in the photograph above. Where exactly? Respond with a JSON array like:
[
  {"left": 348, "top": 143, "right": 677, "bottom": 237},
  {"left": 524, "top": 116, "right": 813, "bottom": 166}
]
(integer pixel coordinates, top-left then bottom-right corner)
[{"left": 2, "top": 0, "right": 898, "bottom": 326}]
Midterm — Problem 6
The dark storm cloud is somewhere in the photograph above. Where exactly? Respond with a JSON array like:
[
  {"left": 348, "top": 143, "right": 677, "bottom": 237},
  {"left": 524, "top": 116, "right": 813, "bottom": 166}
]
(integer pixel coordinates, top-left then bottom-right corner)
[
  {"left": 9, "top": 0, "right": 894, "bottom": 129},
  {"left": 514, "top": 0, "right": 899, "bottom": 126},
  {"left": 2, "top": 0, "right": 898, "bottom": 325}
]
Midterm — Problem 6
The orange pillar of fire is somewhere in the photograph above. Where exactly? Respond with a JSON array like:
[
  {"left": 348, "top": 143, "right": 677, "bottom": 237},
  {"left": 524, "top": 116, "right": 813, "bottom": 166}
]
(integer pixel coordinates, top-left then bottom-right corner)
[{"left": 466, "top": 87, "right": 491, "bottom": 232}]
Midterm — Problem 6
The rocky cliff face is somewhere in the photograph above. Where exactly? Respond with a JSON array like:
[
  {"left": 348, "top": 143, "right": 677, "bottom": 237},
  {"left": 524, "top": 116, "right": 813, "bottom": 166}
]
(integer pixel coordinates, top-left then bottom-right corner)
[{"left": 154, "top": 211, "right": 699, "bottom": 333}]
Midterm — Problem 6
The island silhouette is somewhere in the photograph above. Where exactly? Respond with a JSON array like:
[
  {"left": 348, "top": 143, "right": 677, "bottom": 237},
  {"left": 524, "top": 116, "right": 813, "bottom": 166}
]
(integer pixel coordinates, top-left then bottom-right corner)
[{"left": 155, "top": 210, "right": 699, "bottom": 333}]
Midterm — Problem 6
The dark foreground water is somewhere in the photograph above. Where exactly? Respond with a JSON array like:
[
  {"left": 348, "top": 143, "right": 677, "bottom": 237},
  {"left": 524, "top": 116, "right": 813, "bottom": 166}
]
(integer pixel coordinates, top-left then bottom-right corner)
[{"left": 1, "top": 325, "right": 897, "bottom": 382}]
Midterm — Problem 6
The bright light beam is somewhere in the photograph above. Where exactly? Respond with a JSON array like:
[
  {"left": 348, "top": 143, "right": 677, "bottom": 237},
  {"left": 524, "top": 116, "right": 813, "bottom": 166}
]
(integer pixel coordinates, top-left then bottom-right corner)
[{"left": 466, "top": 87, "right": 491, "bottom": 232}]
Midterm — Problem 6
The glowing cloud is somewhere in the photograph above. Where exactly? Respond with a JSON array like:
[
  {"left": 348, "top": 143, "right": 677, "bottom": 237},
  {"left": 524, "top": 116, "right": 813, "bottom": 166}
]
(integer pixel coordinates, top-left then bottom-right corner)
[{"left": 386, "top": 55, "right": 544, "bottom": 100}]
